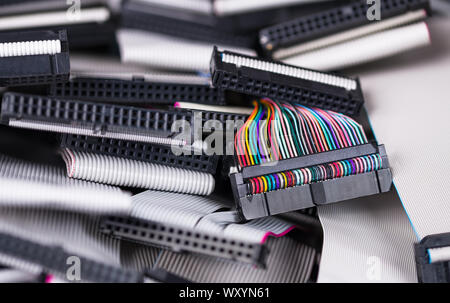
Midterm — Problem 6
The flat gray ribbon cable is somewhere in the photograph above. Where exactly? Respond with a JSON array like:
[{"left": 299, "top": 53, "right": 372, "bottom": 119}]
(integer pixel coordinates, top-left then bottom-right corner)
[
  {"left": 154, "top": 236, "right": 317, "bottom": 283},
  {"left": 116, "top": 29, "right": 256, "bottom": 72},
  {"left": 361, "top": 17, "right": 450, "bottom": 240},
  {"left": 130, "top": 190, "right": 226, "bottom": 229},
  {"left": 0, "top": 153, "right": 125, "bottom": 265},
  {"left": 119, "top": 190, "right": 303, "bottom": 276},
  {"left": 0, "top": 207, "right": 121, "bottom": 266},
  {"left": 0, "top": 154, "right": 132, "bottom": 214},
  {"left": 119, "top": 234, "right": 317, "bottom": 283},
  {"left": 61, "top": 149, "right": 215, "bottom": 196},
  {"left": 283, "top": 22, "right": 431, "bottom": 71},
  {"left": 0, "top": 269, "right": 41, "bottom": 283},
  {"left": 120, "top": 241, "right": 161, "bottom": 272},
  {"left": 317, "top": 17, "right": 450, "bottom": 282},
  {"left": 318, "top": 190, "right": 418, "bottom": 283},
  {"left": 0, "top": 155, "right": 137, "bottom": 274},
  {"left": 129, "top": 190, "right": 295, "bottom": 242}
]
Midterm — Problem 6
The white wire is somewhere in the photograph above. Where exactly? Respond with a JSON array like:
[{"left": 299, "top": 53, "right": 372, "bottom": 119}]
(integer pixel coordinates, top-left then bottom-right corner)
[
  {"left": 0, "top": 177, "right": 132, "bottom": 215},
  {"left": 132, "top": 0, "right": 213, "bottom": 14},
  {"left": 214, "top": 0, "right": 326, "bottom": 16},
  {"left": 283, "top": 22, "right": 431, "bottom": 71},
  {"left": 0, "top": 40, "right": 61, "bottom": 57},
  {"left": 117, "top": 29, "right": 256, "bottom": 72},
  {"left": 0, "top": 7, "right": 110, "bottom": 31},
  {"left": 428, "top": 247, "right": 450, "bottom": 263},
  {"left": 61, "top": 149, "right": 215, "bottom": 196}
]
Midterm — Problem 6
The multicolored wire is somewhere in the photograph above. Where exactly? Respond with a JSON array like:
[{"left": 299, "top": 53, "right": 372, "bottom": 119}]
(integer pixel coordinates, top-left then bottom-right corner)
[
  {"left": 235, "top": 98, "right": 369, "bottom": 167},
  {"left": 234, "top": 98, "right": 382, "bottom": 194},
  {"left": 247, "top": 154, "right": 382, "bottom": 195}
]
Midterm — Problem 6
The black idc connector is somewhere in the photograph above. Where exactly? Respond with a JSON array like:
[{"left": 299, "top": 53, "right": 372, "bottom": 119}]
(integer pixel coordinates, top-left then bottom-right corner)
[
  {"left": 230, "top": 143, "right": 393, "bottom": 220},
  {"left": 0, "top": 30, "right": 70, "bottom": 87}
]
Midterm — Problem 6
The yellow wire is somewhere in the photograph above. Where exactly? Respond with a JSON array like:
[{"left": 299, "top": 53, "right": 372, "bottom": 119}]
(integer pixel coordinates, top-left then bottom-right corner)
[
  {"left": 261, "top": 177, "right": 268, "bottom": 192},
  {"left": 280, "top": 172, "right": 288, "bottom": 189},
  {"left": 244, "top": 100, "right": 259, "bottom": 166}
]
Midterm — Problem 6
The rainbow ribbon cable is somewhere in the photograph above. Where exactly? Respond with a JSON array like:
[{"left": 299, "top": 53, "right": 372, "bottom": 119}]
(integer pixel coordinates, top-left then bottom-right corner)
[{"left": 230, "top": 98, "right": 392, "bottom": 220}]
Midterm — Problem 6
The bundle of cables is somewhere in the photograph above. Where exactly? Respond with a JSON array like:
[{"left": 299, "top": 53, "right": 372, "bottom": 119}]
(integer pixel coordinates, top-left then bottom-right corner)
[{"left": 230, "top": 98, "right": 392, "bottom": 219}]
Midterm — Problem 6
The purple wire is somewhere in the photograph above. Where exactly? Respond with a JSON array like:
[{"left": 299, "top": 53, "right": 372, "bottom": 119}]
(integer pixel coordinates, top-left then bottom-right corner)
[
  {"left": 317, "top": 111, "right": 341, "bottom": 149},
  {"left": 349, "top": 159, "right": 357, "bottom": 174},
  {"left": 257, "top": 108, "right": 265, "bottom": 163},
  {"left": 274, "top": 173, "right": 280, "bottom": 189}
]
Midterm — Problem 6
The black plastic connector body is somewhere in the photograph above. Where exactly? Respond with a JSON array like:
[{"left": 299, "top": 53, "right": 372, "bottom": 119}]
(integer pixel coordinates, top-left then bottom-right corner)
[
  {"left": 0, "top": 92, "right": 190, "bottom": 140},
  {"left": 415, "top": 233, "right": 450, "bottom": 283},
  {"left": 100, "top": 216, "right": 268, "bottom": 267},
  {"left": 61, "top": 20, "right": 117, "bottom": 51},
  {"left": 199, "top": 109, "right": 248, "bottom": 134},
  {"left": 210, "top": 48, "right": 364, "bottom": 116},
  {"left": 60, "top": 134, "right": 219, "bottom": 175},
  {"left": 230, "top": 143, "right": 392, "bottom": 220},
  {"left": 121, "top": 1, "right": 256, "bottom": 49},
  {"left": 0, "top": 30, "right": 70, "bottom": 87},
  {"left": 0, "top": 3, "right": 116, "bottom": 50},
  {"left": 49, "top": 77, "right": 227, "bottom": 105},
  {"left": 211, "top": 1, "right": 354, "bottom": 33},
  {"left": 259, "top": 0, "right": 431, "bottom": 55},
  {"left": 0, "top": 0, "right": 39, "bottom": 6},
  {"left": 0, "top": 232, "right": 142, "bottom": 283},
  {"left": 1, "top": 92, "right": 248, "bottom": 151},
  {"left": 1, "top": 92, "right": 247, "bottom": 134}
]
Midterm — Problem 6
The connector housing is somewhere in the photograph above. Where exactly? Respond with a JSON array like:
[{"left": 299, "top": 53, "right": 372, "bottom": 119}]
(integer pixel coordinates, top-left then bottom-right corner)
[
  {"left": 210, "top": 48, "right": 364, "bottom": 116},
  {"left": 0, "top": 232, "right": 142, "bottom": 283},
  {"left": 0, "top": 30, "right": 70, "bottom": 87},
  {"left": 259, "top": 0, "right": 431, "bottom": 55},
  {"left": 0, "top": 92, "right": 189, "bottom": 140},
  {"left": 415, "top": 233, "right": 450, "bottom": 283},
  {"left": 60, "top": 134, "right": 219, "bottom": 175},
  {"left": 121, "top": 1, "right": 255, "bottom": 48},
  {"left": 50, "top": 77, "right": 227, "bottom": 105},
  {"left": 1, "top": 92, "right": 247, "bottom": 136},
  {"left": 230, "top": 143, "right": 392, "bottom": 220},
  {"left": 101, "top": 216, "right": 268, "bottom": 267}
]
